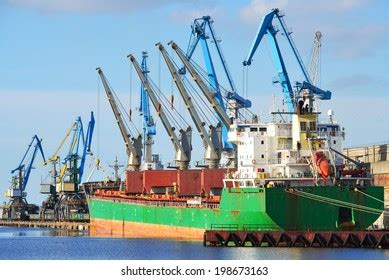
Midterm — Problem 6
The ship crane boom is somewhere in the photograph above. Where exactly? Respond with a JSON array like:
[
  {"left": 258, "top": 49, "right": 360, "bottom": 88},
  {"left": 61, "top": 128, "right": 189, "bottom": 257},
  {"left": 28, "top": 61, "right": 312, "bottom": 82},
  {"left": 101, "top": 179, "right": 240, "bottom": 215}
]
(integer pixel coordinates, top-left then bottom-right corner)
[
  {"left": 157, "top": 42, "right": 221, "bottom": 168},
  {"left": 170, "top": 41, "right": 231, "bottom": 129},
  {"left": 128, "top": 54, "right": 192, "bottom": 170},
  {"left": 96, "top": 67, "right": 142, "bottom": 171}
]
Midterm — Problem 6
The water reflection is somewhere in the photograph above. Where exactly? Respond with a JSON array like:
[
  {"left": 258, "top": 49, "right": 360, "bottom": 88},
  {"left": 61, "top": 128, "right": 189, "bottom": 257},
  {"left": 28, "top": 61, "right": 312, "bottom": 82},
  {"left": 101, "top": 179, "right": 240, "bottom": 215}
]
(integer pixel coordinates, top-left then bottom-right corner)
[
  {"left": 1, "top": 227, "right": 389, "bottom": 260},
  {"left": 0, "top": 226, "right": 88, "bottom": 238}
]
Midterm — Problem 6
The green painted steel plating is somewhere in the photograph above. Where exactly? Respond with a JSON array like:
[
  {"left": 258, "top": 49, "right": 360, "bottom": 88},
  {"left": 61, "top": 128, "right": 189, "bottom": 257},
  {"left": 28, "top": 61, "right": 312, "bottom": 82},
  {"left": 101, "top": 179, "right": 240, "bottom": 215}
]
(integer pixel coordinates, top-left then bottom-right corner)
[{"left": 88, "top": 186, "right": 384, "bottom": 231}]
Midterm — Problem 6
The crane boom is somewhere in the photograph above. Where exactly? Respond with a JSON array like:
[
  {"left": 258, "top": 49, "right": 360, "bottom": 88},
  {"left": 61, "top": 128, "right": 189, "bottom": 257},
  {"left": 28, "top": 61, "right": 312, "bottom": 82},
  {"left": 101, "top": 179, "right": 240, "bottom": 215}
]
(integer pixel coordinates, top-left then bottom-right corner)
[
  {"left": 243, "top": 8, "right": 331, "bottom": 113},
  {"left": 128, "top": 54, "right": 191, "bottom": 170},
  {"left": 309, "top": 31, "right": 322, "bottom": 86},
  {"left": 96, "top": 67, "right": 142, "bottom": 171},
  {"left": 170, "top": 41, "right": 231, "bottom": 129},
  {"left": 79, "top": 111, "right": 95, "bottom": 182},
  {"left": 243, "top": 9, "right": 294, "bottom": 112},
  {"left": 183, "top": 16, "right": 251, "bottom": 149},
  {"left": 275, "top": 11, "right": 311, "bottom": 83},
  {"left": 157, "top": 42, "right": 221, "bottom": 168},
  {"left": 185, "top": 16, "right": 252, "bottom": 112},
  {"left": 11, "top": 135, "right": 46, "bottom": 192},
  {"left": 5, "top": 135, "right": 45, "bottom": 220},
  {"left": 44, "top": 122, "right": 76, "bottom": 165}
]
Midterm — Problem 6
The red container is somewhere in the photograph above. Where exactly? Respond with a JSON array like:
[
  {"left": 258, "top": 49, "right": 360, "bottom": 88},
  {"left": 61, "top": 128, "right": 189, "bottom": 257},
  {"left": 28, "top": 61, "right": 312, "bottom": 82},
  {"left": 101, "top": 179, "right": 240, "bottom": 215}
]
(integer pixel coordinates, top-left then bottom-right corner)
[
  {"left": 125, "top": 168, "right": 232, "bottom": 196},
  {"left": 143, "top": 170, "right": 177, "bottom": 191},
  {"left": 177, "top": 169, "right": 202, "bottom": 195},
  {"left": 201, "top": 168, "right": 228, "bottom": 194},
  {"left": 125, "top": 171, "right": 144, "bottom": 194}
]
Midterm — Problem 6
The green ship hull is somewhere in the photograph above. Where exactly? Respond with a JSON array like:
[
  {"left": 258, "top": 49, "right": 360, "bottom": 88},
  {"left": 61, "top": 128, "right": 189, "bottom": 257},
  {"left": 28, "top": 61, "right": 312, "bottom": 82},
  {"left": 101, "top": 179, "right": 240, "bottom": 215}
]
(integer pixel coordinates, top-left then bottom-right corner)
[{"left": 88, "top": 186, "right": 384, "bottom": 239}]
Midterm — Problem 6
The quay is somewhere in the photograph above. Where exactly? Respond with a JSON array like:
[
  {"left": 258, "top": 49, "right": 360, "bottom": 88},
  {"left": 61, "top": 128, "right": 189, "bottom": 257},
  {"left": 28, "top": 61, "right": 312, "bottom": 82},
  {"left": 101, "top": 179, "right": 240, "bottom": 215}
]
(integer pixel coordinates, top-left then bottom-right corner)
[
  {"left": 0, "top": 220, "right": 89, "bottom": 231},
  {"left": 204, "top": 227, "right": 389, "bottom": 249}
]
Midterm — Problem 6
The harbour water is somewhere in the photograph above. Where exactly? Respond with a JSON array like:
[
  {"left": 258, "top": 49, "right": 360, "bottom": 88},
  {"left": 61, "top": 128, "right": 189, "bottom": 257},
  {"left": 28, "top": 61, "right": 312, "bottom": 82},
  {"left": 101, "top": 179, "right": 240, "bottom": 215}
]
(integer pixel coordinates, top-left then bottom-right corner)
[{"left": 1, "top": 227, "right": 389, "bottom": 260}]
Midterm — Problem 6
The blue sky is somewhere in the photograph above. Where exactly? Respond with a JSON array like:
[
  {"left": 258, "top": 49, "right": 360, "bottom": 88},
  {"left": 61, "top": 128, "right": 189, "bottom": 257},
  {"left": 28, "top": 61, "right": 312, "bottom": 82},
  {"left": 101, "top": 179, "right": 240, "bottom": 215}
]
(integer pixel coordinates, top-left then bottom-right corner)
[{"left": 1, "top": 0, "right": 388, "bottom": 204}]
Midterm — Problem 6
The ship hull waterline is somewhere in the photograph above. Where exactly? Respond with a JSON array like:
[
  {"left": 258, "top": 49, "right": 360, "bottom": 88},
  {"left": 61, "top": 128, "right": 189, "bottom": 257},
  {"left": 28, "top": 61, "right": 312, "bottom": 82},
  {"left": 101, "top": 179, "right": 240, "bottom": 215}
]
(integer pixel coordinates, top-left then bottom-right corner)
[{"left": 88, "top": 186, "right": 384, "bottom": 240}]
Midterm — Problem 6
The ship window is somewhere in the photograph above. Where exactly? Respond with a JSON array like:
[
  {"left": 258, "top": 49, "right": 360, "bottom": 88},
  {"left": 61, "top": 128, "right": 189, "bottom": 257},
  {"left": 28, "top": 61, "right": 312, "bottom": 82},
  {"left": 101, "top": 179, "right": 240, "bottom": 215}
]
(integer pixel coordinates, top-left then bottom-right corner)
[
  {"left": 261, "top": 154, "right": 265, "bottom": 158},
  {"left": 300, "top": 122, "right": 307, "bottom": 131},
  {"left": 333, "top": 140, "right": 337, "bottom": 144},
  {"left": 259, "top": 127, "right": 267, "bottom": 132},
  {"left": 261, "top": 140, "right": 264, "bottom": 145},
  {"left": 250, "top": 127, "right": 258, "bottom": 132}
]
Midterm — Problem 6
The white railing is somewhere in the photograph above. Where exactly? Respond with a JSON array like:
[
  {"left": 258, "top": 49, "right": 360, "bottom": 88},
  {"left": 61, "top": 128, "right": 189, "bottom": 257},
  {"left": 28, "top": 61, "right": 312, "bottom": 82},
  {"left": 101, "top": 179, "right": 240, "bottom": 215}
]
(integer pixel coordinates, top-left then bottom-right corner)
[{"left": 223, "top": 178, "right": 258, "bottom": 188}]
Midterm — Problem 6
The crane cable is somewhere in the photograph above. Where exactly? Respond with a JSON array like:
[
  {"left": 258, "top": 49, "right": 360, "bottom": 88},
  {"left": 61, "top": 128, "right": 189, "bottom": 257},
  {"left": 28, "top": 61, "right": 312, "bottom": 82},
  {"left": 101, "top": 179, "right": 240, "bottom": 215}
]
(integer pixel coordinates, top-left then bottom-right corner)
[
  {"left": 45, "top": 122, "right": 76, "bottom": 165},
  {"left": 97, "top": 70, "right": 101, "bottom": 162},
  {"left": 354, "top": 188, "right": 384, "bottom": 204},
  {"left": 105, "top": 76, "right": 140, "bottom": 136},
  {"left": 189, "top": 55, "right": 255, "bottom": 120},
  {"left": 182, "top": 77, "right": 217, "bottom": 125},
  {"left": 166, "top": 50, "right": 217, "bottom": 124},
  {"left": 87, "top": 152, "right": 111, "bottom": 182},
  {"left": 285, "top": 189, "right": 387, "bottom": 216},
  {"left": 148, "top": 78, "right": 191, "bottom": 129}
]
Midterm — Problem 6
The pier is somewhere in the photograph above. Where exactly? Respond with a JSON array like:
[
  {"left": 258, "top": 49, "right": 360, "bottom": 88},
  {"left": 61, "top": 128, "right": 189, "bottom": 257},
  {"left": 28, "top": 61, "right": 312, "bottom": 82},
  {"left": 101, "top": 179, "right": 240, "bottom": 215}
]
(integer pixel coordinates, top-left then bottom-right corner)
[
  {"left": 204, "top": 228, "right": 389, "bottom": 249},
  {"left": 0, "top": 220, "right": 89, "bottom": 231}
]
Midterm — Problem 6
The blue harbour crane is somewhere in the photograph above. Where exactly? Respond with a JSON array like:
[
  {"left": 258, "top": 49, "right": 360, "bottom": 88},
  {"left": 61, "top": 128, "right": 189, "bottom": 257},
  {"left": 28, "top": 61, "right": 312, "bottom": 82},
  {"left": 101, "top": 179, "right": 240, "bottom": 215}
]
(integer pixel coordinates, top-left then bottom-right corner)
[
  {"left": 58, "top": 112, "right": 95, "bottom": 192},
  {"left": 243, "top": 8, "right": 331, "bottom": 113},
  {"left": 182, "top": 15, "right": 252, "bottom": 150},
  {"left": 4, "top": 135, "right": 46, "bottom": 220},
  {"left": 40, "top": 112, "right": 95, "bottom": 221},
  {"left": 139, "top": 52, "right": 160, "bottom": 169}
]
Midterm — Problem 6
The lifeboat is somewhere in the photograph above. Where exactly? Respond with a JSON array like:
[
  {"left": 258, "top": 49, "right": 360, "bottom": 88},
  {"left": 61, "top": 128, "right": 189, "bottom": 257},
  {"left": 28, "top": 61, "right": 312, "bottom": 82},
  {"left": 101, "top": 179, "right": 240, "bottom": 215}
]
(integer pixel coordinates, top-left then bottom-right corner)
[{"left": 314, "top": 151, "right": 331, "bottom": 181}]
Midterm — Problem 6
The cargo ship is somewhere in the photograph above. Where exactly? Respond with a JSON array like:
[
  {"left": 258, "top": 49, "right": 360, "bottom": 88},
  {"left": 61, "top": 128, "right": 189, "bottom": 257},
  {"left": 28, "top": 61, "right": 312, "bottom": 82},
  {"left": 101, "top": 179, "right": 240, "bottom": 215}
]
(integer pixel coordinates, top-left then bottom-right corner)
[
  {"left": 87, "top": 11, "right": 384, "bottom": 239},
  {"left": 86, "top": 109, "right": 384, "bottom": 239}
]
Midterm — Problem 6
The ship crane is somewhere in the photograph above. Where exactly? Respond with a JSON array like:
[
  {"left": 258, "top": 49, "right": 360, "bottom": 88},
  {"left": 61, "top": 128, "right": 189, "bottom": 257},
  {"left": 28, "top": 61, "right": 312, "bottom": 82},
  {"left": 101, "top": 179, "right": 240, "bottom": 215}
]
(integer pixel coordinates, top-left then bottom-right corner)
[
  {"left": 171, "top": 41, "right": 238, "bottom": 166},
  {"left": 128, "top": 54, "right": 192, "bottom": 170},
  {"left": 309, "top": 31, "right": 322, "bottom": 87},
  {"left": 182, "top": 16, "right": 251, "bottom": 146},
  {"left": 4, "top": 135, "right": 46, "bottom": 220},
  {"left": 243, "top": 8, "right": 331, "bottom": 113},
  {"left": 171, "top": 41, "right": 231, "bottom": 130},
  {"left": 157, "top": 42, "right": 222, "bottom": 169},
  {"left": 97, "top": 67, "right": 142, "bottom": 171}
]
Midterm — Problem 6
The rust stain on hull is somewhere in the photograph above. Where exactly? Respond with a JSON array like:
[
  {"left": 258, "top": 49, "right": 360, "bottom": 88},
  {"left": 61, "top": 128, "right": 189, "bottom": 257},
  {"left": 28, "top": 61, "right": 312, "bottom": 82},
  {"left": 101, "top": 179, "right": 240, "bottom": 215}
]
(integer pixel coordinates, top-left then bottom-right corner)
[{"left": 90, "top": 218, "right": 204, "bottom": 240}]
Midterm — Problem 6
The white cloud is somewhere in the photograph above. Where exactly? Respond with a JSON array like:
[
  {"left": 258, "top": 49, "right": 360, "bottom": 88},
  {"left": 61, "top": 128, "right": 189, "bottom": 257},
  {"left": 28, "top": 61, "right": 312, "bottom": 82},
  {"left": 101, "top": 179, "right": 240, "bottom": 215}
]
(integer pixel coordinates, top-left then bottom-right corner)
[
  {"left": 324, "top": 21, "right": 389, "bottom": 59},
  {"left": 6, "top": 0, "right": 186, "bottom": 13},
  {"left": 239, "top": 0, "right": 370, "bottom": 25},
  {"left": 238, "top": 0, "right": 384, "bottom": 60},
  {"left": 336, "top": 0, "right": 368, "bottom": 10},
  {"left": 239, "top": 0, "right": 288, "bottom": 24},
  {"left": 169, "top": 7, "right": 225, "bottom": 23},
  {"left": 328, "top": 73, "right": 385, "bottom": 90}
]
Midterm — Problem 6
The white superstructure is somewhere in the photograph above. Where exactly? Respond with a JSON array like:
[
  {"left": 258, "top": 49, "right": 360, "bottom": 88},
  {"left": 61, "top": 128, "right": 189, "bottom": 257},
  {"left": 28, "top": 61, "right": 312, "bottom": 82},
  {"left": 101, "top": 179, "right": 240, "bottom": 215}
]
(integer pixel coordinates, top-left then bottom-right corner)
[{"left": 228, "top": 109, "right": 345, "bottom": 187}]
